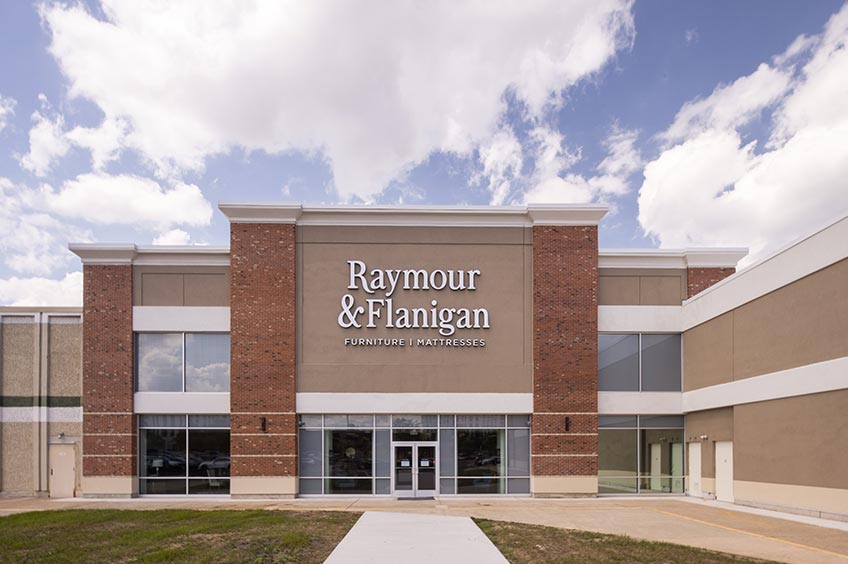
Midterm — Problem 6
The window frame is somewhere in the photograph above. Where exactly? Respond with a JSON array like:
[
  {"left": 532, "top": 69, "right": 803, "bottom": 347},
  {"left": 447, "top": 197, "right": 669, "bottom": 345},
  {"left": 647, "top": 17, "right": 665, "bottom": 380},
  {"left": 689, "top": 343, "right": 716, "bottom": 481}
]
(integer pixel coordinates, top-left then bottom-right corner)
[
  {"left": 135, "top": 332, "right": 230, "bottom": 393},
  {"left": 598, "top": 332, "right": 682, "bottom": 392}
]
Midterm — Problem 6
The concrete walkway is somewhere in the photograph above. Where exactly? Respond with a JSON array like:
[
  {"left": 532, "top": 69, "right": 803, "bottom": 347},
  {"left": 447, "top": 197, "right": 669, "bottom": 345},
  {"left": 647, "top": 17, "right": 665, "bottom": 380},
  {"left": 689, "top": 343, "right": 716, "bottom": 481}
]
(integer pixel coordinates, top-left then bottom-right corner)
[
  {"left": 324, "top": 511, "right": 509, "bottom": 564},
  {"left": 1, "top": 496, "right": 846, "bottom": 563}
]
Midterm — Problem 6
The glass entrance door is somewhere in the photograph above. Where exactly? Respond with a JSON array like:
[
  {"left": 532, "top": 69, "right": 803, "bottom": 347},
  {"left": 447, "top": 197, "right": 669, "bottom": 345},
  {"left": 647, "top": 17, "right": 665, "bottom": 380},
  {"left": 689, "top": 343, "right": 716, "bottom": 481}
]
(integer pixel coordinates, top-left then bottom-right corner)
[{"left": 393, "top": 442, "right": 437, "bottom": 497}]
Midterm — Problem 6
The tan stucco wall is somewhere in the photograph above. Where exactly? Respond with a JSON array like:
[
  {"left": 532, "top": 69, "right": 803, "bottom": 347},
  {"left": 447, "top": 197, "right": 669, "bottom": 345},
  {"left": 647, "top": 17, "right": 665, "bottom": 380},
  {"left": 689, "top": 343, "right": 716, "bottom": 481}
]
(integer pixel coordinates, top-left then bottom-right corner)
[
  {"left": 47, "top": 320, "right": 81, "bottom": 397},
  {"left": 1, "top": 423, "right": 34, "bottom": 494},
  {"left": 734, "top": 390, "right": 848, "bottom": 490},
  {"left": 132, "top": 265, "right": 229, "bottom": 306},
  {"left": 599, "top": 268, "right": 686, "bottom": 306},
  {"left": 683, "top": 259, "right": 848, "bottom": 391},
  {"left": 297, "top": 225, "right": 532, "bottom": 393},
  {"left": 2, "top": 319, "right": 37, "bottom": 396},
  {"left": 685, "top": 407, "right": 733, "bottom": 479}
]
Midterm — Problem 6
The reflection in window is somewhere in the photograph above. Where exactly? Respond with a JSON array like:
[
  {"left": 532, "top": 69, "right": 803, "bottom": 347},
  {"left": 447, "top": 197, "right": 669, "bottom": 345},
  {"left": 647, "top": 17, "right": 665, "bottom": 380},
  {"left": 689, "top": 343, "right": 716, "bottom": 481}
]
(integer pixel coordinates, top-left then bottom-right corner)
[
  {"left": 457, "top": 429, "right": 504, "bottom": 494},
  {"left": 640, "top": 334, "right": 681, "bottom": 391},
  {"left": 325, "top": 430, "right": 373, "bottom": 494},
  {"left": 136, "top": 333, "right": 182, "bottom": 392},
  {"left": 597, "top": 415, "right": 684, "bottom": 494},
  {"left": 598, "top": 334, "right": 639, "bottom": 391},
  {"left": 185, "top": 333, "right": 230, "bottom": 392},
  {"left": 139, "top": 415, "right": 229, "bottom": 495},
  {"left": 136, "top": 332, "right": 230, "bottom": 392}
]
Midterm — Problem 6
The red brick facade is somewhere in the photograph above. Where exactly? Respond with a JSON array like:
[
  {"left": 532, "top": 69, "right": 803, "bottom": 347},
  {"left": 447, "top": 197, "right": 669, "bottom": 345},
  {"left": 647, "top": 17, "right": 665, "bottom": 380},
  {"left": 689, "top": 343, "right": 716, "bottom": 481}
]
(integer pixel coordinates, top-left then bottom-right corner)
[
  {"left": 687, "top": 267, "right": 735, "bottom": 298},
  {"left": 532, "top": 225, "right": 599, "bottom": 480},
  {"left": 81, "top": 264, "right": 135, "bottom": 478},
  {"left": 229, "top": 223, "right": 297, "bottom": 479}
]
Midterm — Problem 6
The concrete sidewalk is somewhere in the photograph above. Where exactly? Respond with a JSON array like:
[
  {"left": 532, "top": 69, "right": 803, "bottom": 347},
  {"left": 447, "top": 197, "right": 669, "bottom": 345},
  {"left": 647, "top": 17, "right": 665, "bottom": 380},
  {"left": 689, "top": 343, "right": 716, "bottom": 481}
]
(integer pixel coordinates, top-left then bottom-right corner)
[
  {"left": 1, "top": 496, "right": 846, "bottom": 563},
  {"left": 324, "top": 511, "right": 508, "bottom": 564}
]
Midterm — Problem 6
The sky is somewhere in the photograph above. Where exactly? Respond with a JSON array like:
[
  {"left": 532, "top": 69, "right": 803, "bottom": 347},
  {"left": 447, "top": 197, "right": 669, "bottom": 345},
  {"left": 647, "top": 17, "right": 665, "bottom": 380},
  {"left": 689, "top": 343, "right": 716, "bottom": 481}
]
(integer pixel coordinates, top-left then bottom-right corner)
[{"left": 0, "top": 0, "right": 847, "bottom": 306}]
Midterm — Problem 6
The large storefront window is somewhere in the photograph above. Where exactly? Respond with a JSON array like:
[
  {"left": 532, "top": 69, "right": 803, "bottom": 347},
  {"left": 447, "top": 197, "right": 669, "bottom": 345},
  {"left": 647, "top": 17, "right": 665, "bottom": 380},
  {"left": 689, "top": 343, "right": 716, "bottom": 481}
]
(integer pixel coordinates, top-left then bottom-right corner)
[
  {"left": 136, "top": 333, "right": 230, "bottom": 392},
  {"left": 297, "top": 414, "right": 530, "bottom": 496},
  {"left": 139, "top": 414, "right": 230, "bottom": 495},
  {"left": 598, "top": 333, "right": 681, "bottom": 391},
  {"left": 598, "top": 415, "right": 684, "bottom": 494}
]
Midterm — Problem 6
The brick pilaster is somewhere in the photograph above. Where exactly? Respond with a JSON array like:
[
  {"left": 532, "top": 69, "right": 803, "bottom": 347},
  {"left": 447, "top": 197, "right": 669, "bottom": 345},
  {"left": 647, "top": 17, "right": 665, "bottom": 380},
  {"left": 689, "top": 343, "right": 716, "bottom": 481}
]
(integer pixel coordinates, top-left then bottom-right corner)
[
  {"left": 532, "top": 225, "right": 599, "bottom": 493},
  {"left": 81, "top": 264, "right": 136, "bottom": 489},
  {"left": 687, "top": 267, "right": 735, "bottom": 298},
  {"left": 229, "top": 223, "right": 297, "bottom": 494}
]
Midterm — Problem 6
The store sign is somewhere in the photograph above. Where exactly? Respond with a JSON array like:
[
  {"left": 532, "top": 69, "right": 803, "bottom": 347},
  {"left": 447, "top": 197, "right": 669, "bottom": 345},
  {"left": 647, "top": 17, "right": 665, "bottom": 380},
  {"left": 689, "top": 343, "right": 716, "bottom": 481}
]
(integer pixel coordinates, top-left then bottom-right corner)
[{"left": 337, "top": 260, "right": 490, "bottom": 347}]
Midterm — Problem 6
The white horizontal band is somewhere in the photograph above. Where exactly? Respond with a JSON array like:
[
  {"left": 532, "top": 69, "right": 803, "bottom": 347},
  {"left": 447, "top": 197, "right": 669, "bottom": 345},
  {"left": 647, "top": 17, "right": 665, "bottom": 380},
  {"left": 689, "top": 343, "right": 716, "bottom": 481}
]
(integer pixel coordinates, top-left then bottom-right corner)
[
  {"left": 0, "top": 407, "right": 82, "bottom": 423},
  {"left": 296, "top": 392, "right": 533, "bottom": 414},
  {"left": 133, "top": 307, "right": 230, "bottom": 332},
  {"left": 598, "top": 306, "right": 683, "bottom": 333},
  {"left": 598, "top": 392, "right": 683, "bottom": 415},
  {"left": 134, "top": 392, "right": 230, "bottom": 414},
  {"left": 682, "top": 356, "right": 848, "bottom": 412}
]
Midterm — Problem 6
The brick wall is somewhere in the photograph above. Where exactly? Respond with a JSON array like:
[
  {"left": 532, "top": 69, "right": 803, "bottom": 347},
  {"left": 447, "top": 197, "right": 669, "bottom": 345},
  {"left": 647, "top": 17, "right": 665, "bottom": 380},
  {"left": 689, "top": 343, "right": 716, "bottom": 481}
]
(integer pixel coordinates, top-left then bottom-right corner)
[
  {"left": 687, "top": 267, "right": 735, "bottom": 298},
  {"left": 230, "top": 223, "right": 297, "bottom": 480},
  {"left": 532, "top": 226, "right": 599, "bottom": 482},
  {"left": 81, "top": 264, "right": 135, "bottom": 479}
]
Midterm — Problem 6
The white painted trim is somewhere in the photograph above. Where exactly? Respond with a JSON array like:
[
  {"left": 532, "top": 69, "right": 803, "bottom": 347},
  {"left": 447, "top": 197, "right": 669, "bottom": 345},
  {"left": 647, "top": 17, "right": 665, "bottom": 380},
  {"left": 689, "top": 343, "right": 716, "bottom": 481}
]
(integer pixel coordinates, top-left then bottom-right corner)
[
  {"left": 134, "top": 392, "right": 230, "bottom": 414},
  {"left": 681, "top": 214, "right": 848, "bottom": 329},
  {"left": 598, "top": 392, "right": 683, "bottom": 415},
  {"left": 598, "top": 306, "right": 683, "bottom": 333},
  {"left": 683, "top": 356, "right": 848, "bottom": 412},
  {"left": 69, "top": 243, "right": 230, "bottom": 265},
  {"left": 218, "top": 203, "right": 608, "bottom": 227},
  {"left": 0, "top": 407, "right": 82, "bottom": 423},
  {"left": 295, "top": 392, "right": 533, "bottom": 414},
  {"left": 68, "top": 243, "right": 136, "bottom": 264},
  {"left": 132, "top": 307, "right": 230, "bottom": 332},
  {"left": 599, "top": 248, "right": 747, "bottom": 269}
]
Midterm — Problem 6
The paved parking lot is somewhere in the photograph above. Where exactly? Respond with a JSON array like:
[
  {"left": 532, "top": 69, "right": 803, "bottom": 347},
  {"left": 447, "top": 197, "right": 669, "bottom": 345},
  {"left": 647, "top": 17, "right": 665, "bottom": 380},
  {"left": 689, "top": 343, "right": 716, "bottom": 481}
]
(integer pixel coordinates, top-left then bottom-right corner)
[{"left": 0, "top": 496, "right": 846, "bottom": 564}]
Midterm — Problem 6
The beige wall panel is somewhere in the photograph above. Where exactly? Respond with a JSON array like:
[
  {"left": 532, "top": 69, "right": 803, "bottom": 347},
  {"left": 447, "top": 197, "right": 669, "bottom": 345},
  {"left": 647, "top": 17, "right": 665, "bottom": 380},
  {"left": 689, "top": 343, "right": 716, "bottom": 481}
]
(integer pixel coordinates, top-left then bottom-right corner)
[
  {"left": 599, "top": 276, "right": 639, "bottom": 305},
  {"left": 298, "top": 364, "right": 531, "bottom": 393},
  {"left": 298, "top": 225, "right": 528, "bottom": 245},
  {"left": 732, "top": 259, "right": 848, "bottom": 380},
  {"left": 683, "top": 313, "right": 734, "bottom": 391},
  {"left": 684, "top": 407, "right": 733, "bottom": 479},
  {"left": 1, "top": 422, "right": 35, "bottom": 494},
  {"left": 734, "top": 480, "right": 848, "bottom": 518},
  {"left": 734, "top": 390, "right": 848, "bottom": 489},
  {"left": 184, "top": 274, "right": 229, "bottom": 306},
  {"left": 47, "top": 422, "right": 82, "bottom": 437},
  {"left": 47, "top": 321, "right": 82, "bottom": 397},
  {"left": 1, "top": 321, "right": 37, "bottom": 396},
  {"left": 297, "top": 228, "right": 531, "bottom": 394},
  {"left": 140, "top": 274, "right": 183, "bottom": 306},
  {"left": 639, "top": 276, "right": 683, "bottom": 305},
  {"left": 133, "top": 265, "right": 229, "bottom": 305}
]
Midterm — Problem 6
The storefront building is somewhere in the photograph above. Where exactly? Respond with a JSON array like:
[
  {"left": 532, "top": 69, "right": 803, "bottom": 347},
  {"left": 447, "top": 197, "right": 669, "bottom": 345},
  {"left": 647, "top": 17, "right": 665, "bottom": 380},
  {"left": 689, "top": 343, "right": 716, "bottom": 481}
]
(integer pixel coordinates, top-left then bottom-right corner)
[{"left": 1, "top": 204, "right": 846, "bottom": 520}]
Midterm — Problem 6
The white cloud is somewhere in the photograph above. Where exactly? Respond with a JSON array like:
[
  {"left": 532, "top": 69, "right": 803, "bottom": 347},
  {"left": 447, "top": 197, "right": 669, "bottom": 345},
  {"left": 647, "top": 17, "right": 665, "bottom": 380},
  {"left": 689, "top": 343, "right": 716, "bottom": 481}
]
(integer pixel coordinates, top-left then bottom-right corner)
[
  {"left": 18, "top": 96, "right": 71, "bottom": 176},
  {"left": 477, "top": 128, "right": 524, "bottom": 205},
  {"left": 43, "top": 173, "right": 213, "bottom": 230},
  {"left": 639, "top": 3, "right": 848, "bottom": 264},
  {"left": 660, "top": 63, "right": 792, "bottom": 144},
  {"left": 66, "top": 116, "right": 128, "bottom": 170},
  {"left": 42, "top": 0, "right": 634, "bottom": 200},
  {"left": 152, "top": 229, "right": 191, "bottom": 245},
  {"left": 0, "top": 94, "right": 15, "bottom": 133},
  {"left": 0, "top": 271, "right": 83, "bottom": 306},
  {"left": 0, "top": 177, "right": 92, "bottom": 276},
  {"left": 522, "top": 125, "right": 639, "bottom": 205}
]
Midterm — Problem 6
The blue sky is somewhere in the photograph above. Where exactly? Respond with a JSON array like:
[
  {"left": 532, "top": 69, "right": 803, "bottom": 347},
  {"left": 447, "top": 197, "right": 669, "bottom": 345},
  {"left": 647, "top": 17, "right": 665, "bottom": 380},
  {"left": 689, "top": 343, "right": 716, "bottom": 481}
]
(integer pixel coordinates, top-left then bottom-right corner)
[{"left": 0, "top": 1, "right": 847, "bottom": 304}]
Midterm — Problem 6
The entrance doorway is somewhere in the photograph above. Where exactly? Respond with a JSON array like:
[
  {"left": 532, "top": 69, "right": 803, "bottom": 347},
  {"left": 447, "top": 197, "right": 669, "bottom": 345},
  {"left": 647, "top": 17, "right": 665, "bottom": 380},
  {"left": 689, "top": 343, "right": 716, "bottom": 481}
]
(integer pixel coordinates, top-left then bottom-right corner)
[
  {"left": 48, "top": 443, "right": 76, "bottom": 498},
  {"left": 393, "top": 442, "right": 437, "bottom": 498},
  {"left": 687, "top": 442, "right": 702, "bottom": 498},
  {"left": 715, "top": 441, "right": 734, "bottom": 502}
]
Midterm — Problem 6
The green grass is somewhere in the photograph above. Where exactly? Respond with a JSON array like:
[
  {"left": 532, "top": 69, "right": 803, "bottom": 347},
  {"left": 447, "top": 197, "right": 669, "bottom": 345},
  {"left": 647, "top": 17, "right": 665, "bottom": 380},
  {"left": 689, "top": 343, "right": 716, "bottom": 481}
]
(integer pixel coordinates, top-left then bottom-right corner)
[
  {"left": 0, "top": 509, "right": 359, "bottom": 564},
  {"left": 476, "top": 518, "right": 777, "bottom": 564}
]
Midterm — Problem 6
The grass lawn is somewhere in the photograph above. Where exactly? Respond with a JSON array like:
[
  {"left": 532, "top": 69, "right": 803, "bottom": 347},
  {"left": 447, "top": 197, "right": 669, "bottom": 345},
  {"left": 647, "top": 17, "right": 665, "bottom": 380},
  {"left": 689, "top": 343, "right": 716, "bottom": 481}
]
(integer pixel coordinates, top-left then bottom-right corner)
[
  {"left": 476, "top": 518, "right": 777, "bottom": 564},
  {"left": 0, "top": 509, "right": 360, "bottom": 564}
]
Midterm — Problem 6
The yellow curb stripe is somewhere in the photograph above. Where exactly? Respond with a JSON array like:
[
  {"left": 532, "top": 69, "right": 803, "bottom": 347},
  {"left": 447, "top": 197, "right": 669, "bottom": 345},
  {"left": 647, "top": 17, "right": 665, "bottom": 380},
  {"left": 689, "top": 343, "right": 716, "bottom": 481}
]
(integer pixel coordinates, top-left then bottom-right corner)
[{"left": 651, "top": 508, "right": 848, "bottom": 560}]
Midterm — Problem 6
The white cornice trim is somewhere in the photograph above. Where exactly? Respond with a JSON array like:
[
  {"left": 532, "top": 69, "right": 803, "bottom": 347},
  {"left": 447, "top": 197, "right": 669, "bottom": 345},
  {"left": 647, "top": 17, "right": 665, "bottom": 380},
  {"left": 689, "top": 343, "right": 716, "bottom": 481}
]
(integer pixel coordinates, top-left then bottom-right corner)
[
  {"left": 133, "top": 306, "right": 230, "bottom": 332},
  {"left": 68, "top": 243, "right": 136, "bottom": 264},
  {"left": 599, "top": 248, "right": 747, "bottom": 270},
  {"left": 218, "top": 203, "right": 609, "bottom": 227},
  {"left": 598, "top": 392, "right": 683, "bottom": 415},
  {"left": 69, "top": 244, "right": 230, "bottom": 266}
]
